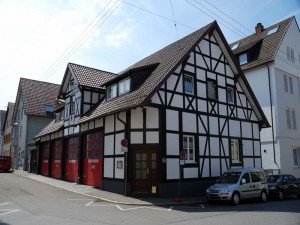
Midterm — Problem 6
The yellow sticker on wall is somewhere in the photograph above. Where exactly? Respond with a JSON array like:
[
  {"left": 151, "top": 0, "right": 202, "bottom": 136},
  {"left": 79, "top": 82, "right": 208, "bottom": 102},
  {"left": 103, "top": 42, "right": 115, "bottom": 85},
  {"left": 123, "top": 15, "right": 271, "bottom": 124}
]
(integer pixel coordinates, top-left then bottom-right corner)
[{"left": 151, "top": 186, "right": 157, "bottom": 194}]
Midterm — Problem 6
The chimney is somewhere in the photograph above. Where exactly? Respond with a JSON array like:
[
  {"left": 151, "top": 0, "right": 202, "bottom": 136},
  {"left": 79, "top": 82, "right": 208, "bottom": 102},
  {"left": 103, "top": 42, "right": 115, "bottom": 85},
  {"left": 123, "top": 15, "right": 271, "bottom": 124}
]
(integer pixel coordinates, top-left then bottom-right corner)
[{"left": 255, "top": 23, "right": 264, "bottom": 33}]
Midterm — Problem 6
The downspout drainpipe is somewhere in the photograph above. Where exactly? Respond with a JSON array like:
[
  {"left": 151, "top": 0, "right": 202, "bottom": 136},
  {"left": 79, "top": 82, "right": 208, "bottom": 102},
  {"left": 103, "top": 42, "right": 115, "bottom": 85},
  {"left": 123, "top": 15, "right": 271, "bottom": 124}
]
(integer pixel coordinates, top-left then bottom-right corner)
[
  {"left": 117, "top": 112, "right": 128, "bottom": 196},
  {"left": 266, "top": 63, "right": 280, "bottom": 172}
]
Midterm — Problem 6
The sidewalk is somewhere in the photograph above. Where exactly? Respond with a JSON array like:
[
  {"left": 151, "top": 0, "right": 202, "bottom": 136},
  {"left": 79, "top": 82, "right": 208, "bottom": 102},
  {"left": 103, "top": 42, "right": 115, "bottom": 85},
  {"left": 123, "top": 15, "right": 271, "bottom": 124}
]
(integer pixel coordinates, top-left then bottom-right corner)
[{"left": 12, "top": 170, "right": 207, "bottom": 206}]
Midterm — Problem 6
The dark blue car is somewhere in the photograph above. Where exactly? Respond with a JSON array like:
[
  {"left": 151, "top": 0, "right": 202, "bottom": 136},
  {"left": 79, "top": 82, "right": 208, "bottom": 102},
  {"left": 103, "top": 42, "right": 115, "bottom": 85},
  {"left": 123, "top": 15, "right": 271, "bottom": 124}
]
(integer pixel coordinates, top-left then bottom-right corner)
[{"left": 267, "top": 174, "right": 300, "bottom": 200}]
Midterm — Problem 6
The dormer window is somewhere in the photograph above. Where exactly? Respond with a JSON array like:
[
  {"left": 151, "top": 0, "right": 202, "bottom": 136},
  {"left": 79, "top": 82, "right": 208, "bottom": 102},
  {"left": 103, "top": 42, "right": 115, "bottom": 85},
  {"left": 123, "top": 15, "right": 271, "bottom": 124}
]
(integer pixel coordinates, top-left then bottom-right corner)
[
  {"left": 239, "top": 53, "right": 248, "bottom": 65},
  {"left": 45, "top": 105, "right": 54, "bottom": 114},
  {"left": 118, "top": 78, "right": 130, "bottom": 96},
  {"left": 107, "top": 77, "right": 131, "bottom": 101},
  {"left": 107, "top": 84, "right": 117, "bottom": 100}
]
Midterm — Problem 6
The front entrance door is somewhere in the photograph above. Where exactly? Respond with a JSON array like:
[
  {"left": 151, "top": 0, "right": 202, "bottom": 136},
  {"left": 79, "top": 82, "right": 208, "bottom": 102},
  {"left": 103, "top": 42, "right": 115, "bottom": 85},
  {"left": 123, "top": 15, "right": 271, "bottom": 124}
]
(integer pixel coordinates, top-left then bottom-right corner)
[{"left": 132, "top": 150, "right": 158, "bottom": 194}]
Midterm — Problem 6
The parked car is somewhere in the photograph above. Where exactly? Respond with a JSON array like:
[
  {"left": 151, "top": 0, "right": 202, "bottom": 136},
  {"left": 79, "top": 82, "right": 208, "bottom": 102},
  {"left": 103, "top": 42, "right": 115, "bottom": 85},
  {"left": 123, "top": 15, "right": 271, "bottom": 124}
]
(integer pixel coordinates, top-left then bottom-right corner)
[
  {"left": 206, "top": 167, "right": 268, "bottom": 205},
  {"left": 267, "top": 174, "right": 300, "bottom": 200},
  {"left": 0, "top": 156, "right": 11, "bottom": 172}
]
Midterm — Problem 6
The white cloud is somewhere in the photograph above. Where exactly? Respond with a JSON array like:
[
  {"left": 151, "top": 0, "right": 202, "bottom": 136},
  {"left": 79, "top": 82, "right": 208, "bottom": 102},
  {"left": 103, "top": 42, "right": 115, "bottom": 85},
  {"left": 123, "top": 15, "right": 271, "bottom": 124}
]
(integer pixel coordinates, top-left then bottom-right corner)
[{"left": 104, "top": 26, "right": 134, "bottom": 48}]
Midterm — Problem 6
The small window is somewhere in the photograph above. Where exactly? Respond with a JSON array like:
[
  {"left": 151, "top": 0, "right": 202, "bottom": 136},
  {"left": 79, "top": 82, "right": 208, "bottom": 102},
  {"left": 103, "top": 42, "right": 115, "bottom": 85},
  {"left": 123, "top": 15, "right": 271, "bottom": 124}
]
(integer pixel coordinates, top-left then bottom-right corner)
[
  {"left": 287, "top": 46, "right": 295, "bottom": 62},
  {"left": 291, "top": 109, "right": 297, "bottom": 130},
  {"left": 207, "top": 80, "right": 217, "bottom": 100},
  {"left": 289, "top": 77, "right": 293, "bottom": 94},
  {"left": 183, "top": 75, "right": 194, "bottom": 94},
  {"left": 231, "top": 42, "right": 239, "bottom": 50},
  {"left": 70, "top": 96, "right": 75, "bottom": 114},
  {"left": 239, "top": 53, "right": 247, "bottom": 65},
  {"left": 45, "top": 105, "right": 53, "bottom": 113},
  {"left": 230, "top": 139, "right": 241, "bottom": 164},
  {"left": 286, "top": 108, "right": 292, "bottom": 129},
  {"left": 267, "top": 27, "right": 278, "bottom": 35},
  {"left": 226, "top": 87, "right": 234, "bottom": 104},
  {"left": 119, "top": 78, "right": 131, "bottom": 96},
  {"left": 183, "top": 135, "right": 195, "bottom": 163},
  {"left": 107, "top": 84, "right": 117, "bottom": 100},
  {"left": 284, "top": 75, "right": 288, "bottom": 92},
  {"left": 293, "top": 148, "right": 300, "bottom": 166}
]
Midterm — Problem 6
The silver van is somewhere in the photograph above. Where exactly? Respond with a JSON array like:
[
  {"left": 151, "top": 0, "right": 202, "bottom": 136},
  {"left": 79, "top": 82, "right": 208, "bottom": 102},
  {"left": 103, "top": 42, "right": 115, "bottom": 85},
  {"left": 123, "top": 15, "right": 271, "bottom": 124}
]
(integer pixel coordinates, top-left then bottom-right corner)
[{"left": 206, "top": 167, "right": 268, "bottom": 205}]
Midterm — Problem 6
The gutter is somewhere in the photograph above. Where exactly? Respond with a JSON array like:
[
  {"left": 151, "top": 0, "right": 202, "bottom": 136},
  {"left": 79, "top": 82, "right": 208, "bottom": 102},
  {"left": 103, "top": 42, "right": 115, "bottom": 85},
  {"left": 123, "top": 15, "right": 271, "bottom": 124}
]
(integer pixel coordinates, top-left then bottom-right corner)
[{"left": 266, "top": 63, "right": 280, "bottom": 171}]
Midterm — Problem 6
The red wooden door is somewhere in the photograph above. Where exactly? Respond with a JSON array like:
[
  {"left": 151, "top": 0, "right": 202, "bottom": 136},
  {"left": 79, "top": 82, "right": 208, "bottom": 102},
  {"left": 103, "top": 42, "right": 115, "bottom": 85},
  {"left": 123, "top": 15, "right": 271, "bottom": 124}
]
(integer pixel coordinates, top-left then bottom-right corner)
[
  {"left": 51, "top": 140, "right": 62, "bottom": 179},
  {"left": 64, "top": 137, "right": 79, "bottom": 182},
  {"left": 41, "top": 143, "right": 50, "bottom": 176},
  {"left": 82, "top": 131, "right": 103, "bottom": 187}
]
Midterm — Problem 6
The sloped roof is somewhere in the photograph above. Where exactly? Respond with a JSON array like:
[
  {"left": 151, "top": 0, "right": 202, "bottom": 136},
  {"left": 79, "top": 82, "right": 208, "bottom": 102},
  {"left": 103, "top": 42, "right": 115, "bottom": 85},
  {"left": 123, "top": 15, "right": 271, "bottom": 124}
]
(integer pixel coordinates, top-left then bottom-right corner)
[
  {"left": 78, "top": 21, "right": 269, "bottom": 128},
  {"left": 13, "top": 78, "right": 60, "bottom": 119},
  {"left": 35, "top": 119, "right": 64, "bottom": 138},
  {"left": 58, "top": 63, "right": 117, "bottom": 97},
  {"left": 230, "top": 17, "right": 294, "bottom": 70},
  {"left": 2, "top": 102, "right": 15, "bottom": 132}
]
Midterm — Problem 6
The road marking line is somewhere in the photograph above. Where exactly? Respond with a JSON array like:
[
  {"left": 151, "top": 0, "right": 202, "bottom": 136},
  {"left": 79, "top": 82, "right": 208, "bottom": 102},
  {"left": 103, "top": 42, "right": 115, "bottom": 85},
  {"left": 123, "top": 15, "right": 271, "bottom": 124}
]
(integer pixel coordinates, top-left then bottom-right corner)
[
  {"left": 0, "top": 203, "right": 10, "bottom": 207},
  {"left": 0, "top": 209, "right": 21, "bottom": 216},
  {"left": 116, "top": 205, "right": 172, "bottom": 212}
]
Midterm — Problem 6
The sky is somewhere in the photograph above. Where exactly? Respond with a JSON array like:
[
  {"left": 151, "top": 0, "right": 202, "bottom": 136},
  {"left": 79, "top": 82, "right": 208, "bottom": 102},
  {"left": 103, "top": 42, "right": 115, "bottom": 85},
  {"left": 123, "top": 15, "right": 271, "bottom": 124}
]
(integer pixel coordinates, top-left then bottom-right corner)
[{"left": 0, "top": 0, "right": 299, "bottom": 109}]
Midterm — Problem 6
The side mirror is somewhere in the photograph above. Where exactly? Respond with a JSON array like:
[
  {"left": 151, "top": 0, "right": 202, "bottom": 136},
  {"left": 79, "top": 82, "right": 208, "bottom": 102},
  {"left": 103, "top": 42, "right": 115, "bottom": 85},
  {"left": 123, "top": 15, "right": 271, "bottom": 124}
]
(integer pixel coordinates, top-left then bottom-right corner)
[{"left": 241, "top": 178, "right": 246, "bottom": 184}]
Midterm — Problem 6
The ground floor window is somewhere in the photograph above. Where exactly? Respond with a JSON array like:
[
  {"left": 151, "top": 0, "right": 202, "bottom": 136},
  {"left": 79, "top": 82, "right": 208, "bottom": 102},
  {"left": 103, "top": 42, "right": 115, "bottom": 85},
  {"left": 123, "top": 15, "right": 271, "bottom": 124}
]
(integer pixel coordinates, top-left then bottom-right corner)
[
  {"left": 230, "top": 139, "right": 242, "bottom": 165},
  {"left": 293, "top": 148, "right": 300, "bottom": 167},
  {"left": 183, "top": 135, "right": 195, "bottom": 163}
]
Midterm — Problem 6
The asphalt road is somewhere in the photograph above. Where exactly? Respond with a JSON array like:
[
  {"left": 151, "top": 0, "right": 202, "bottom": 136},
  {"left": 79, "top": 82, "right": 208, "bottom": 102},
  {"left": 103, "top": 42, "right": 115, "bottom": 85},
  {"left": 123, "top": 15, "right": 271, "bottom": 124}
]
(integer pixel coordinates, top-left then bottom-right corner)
[{"left": 0, "top": 172, "right": 300, "bottom": 225}]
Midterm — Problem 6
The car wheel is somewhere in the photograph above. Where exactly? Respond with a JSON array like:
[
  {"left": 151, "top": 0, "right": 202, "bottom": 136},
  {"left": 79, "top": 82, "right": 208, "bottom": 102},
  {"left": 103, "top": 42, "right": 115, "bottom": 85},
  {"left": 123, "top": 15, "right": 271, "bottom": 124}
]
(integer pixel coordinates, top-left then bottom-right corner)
[
  {"left": 260, "top": 191, "right": 267, "bottom": 202},
  {"left": 232, "top": 192, "right": 240, "bottom": 205},
  {"left": 278, "top": 191, "right": 284, "bottom": 201}
]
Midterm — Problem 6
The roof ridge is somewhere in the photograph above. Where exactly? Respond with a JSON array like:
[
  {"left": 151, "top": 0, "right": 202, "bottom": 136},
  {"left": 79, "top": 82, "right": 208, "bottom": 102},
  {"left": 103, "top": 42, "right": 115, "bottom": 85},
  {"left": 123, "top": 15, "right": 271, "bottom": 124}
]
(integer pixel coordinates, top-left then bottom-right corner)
[
  {"left": 20, "top": 77, "right": 60, "bottom": 86},
  {"left": 69, "top": 62, "right": 117, "bottom": 75}
]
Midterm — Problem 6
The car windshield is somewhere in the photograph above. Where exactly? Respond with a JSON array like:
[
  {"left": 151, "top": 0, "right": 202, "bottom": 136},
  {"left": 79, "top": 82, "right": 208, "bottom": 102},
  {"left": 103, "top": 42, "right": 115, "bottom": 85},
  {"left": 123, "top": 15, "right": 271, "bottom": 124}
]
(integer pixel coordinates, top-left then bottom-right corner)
[
  {"left": 217, "top": 172, "right": 241, "bottom": 184},
  {"left": 267, "top": 175, "right": 281, "bottom": 183}
]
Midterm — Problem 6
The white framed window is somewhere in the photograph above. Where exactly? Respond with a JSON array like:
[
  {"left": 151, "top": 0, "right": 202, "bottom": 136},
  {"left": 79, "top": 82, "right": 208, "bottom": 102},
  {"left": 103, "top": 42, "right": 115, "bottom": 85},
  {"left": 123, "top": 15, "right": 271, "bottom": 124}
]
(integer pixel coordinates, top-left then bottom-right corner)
[
  {"left": 289, "top": 77, "right": 293, "bottom": 94},
  {"left": 291, "top": 109, "right": 297, "bottom": 129},
  {"left": 284, "top": 74, "right": 294, "bottom": 94},
  {"left": 118, "top": 78, "right": 131, "bottom": 96},
  {"left": 239, "top": 53, "right": 247, "bottom": 65},
  {"left": 293, "top": 148, "right": 300, "bottom": 167},
  {"left": 207, "top": 80, "right": 217, "bottom": 100},
  {"left": 287, "top": 46, "right": 295, "bottom": 62},
  {"left": 286, "top": 108, "right": 297, "bottom": 130},
  {"left": 230, "top": 139, "right": 241, "bottom": 164},
  {"left": 183, "top": 135, "right": 195, "bottom": 163},
  {"left": 183, "top": 75, "right": 194, "bottom": 94},
  {"left": 284, "top": 75, "right": 288, "bottom": 92},
  {"left": 286, "top": 108, "right": 292, "bottom": 129},
  {"left": 226, "top": 87, "right": 235, "bottom": 104},
  {"left": 107, "top": 84, "right": 117, "bottom": 100}
]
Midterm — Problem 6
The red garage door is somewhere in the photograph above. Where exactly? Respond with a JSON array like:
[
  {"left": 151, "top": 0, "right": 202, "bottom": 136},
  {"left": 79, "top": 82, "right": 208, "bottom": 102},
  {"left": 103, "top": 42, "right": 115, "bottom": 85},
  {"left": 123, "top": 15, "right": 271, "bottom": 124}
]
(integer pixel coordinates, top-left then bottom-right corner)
[
  {"left": 82, "top": 131, "right": 103, "bottom": 187},
  {"left": 51, "top": 140, "right": 62, "bottom": 179},
  {"left": 65, "top": 137, "right": 79, "bottom": 182},
  {"left": 41, "top": 143, "right": 50, "bottom": 176}
]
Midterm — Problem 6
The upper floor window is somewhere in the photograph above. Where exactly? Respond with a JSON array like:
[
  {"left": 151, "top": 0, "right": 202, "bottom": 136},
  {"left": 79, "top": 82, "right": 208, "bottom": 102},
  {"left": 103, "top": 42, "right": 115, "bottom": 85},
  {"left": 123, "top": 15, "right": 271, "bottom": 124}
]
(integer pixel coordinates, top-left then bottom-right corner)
[
  {"left": 286, "top": 108, "right": 297, "bottom": 130},
  {"left": 207, "top": 80, "right": 217, "bottom": 100},
  {"left": 267, "top": 27, "right": 278, "bottom": 36},
  {"left": 107, "top": 84, "right": 117, "bottom": 100},
  {"left": 284, "top": 74, "right": 294, "bottom": 94},
  {"left": 286, "top": 46, "right": 295, "bottom": 62},
  {"left": 239, "top": 53, "right": 247, "bottom": 65},
  {"left": 226, "top": 87, "right": 235, "bottom": 104},
  {"left": 118, "top": 78, "right": 130, "bottom": 96},
  {"left": 107, "top": 78, "right": 131, "bottom": 101},
  {"left": 183, "top": 135, "right": 195, "bottom": 163},
  {"left": 183, "top": 75, "right": 194, "bottom": 94},
  {"left": 70, "top": 96, "right": 75, "bottom": 115}
]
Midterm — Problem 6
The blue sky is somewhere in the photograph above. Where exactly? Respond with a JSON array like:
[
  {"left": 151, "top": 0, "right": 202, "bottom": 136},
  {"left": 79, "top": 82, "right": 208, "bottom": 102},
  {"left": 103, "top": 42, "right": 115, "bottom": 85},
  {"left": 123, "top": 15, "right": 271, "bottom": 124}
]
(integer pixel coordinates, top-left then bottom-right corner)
[{"left": 0, "top": 0, "right": 299, "bottom": 109}]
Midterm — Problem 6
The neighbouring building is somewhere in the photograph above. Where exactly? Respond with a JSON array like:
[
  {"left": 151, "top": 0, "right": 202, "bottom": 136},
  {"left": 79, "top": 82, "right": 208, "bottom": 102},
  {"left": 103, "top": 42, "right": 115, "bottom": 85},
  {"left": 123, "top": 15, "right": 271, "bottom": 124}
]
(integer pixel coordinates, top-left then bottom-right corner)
[
  {"left": 230, "top": 16, "right": 300, "bottom": 176},
  {"left": 11, "top": 78, "right": 60, "bottom": 171},
  {"left": 2, "top": 103, "right": 15, "bottom": 166},
  {"left": 35, "top": 21, "right": 269, "bottom": 197},
  {"left": 0, "top": 109, "right": 7, "bottom": 155}
]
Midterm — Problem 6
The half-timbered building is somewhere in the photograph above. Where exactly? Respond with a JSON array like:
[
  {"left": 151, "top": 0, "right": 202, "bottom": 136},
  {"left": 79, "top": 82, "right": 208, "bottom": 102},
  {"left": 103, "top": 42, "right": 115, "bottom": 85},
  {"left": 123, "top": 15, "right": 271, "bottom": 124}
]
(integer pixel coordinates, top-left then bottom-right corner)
[{"left": 35, "top": 21, "right": 269, "bottom": 197}]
